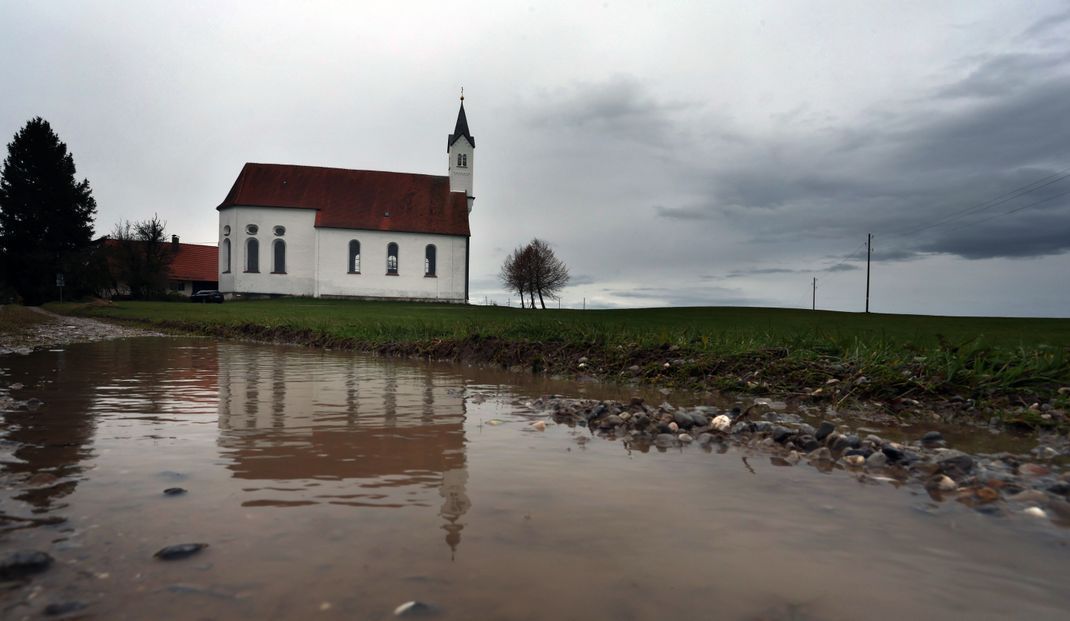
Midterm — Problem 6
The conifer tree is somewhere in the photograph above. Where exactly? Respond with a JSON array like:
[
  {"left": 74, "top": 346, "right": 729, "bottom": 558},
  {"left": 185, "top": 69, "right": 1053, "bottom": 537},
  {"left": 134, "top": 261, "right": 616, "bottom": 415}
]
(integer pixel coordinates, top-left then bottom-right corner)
[{"left": 0, "top": 117, "right": 98, "bottom": 303}]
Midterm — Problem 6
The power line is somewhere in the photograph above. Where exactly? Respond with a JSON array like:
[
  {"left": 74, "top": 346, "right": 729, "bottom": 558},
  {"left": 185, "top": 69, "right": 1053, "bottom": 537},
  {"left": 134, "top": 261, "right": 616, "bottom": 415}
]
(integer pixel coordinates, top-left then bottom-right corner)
[
  {"left": 932, "top": 186, "right": 1070, "bottom": 233},
  {"left": 811, "top": 240, "right": 868, "bottom": 291},
  {"left": 821, "top": 240, "right": 868, "bottom": 273},
  {"left": 882, "top": 166, "right": 1070, "bottom": 239}
]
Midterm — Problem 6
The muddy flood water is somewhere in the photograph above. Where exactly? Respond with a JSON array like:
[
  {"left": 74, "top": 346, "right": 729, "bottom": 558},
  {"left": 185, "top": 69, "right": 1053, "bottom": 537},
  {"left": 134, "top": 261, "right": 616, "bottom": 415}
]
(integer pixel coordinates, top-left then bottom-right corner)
[{"left": 1, "top": 338, "right": 1068, "bottom": 620}]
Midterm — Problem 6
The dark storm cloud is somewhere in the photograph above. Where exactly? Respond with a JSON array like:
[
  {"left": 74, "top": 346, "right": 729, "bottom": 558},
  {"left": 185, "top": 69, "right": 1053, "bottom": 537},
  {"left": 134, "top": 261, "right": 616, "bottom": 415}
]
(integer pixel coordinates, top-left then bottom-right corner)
[
  {"left": 911, "top": 209, "right": 1070, "bottom": 260},
  {"left": 650, "top": 36, "right": 1070, "bottom": 263}
]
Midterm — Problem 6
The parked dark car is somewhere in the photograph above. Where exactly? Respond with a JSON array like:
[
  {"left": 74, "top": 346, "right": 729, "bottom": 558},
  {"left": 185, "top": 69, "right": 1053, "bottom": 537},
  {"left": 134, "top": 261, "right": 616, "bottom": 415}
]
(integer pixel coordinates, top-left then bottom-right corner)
[{"left": 190, "top": 290, "right": 224, "bottom": 304}]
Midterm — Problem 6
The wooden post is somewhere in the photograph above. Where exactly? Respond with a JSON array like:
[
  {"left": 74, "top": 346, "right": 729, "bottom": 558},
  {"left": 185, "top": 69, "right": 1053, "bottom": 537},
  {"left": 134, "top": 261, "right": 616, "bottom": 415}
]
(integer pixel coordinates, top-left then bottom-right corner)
[{"left": 865, "top": 233, "right": 872, "bottom": 314}]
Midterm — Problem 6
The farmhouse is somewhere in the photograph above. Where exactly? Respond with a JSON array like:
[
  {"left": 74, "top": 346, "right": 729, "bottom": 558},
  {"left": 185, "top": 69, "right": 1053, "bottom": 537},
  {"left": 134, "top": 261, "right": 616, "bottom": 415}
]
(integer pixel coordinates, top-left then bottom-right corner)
[
  {"left": 216, "top": 99, "right": 474, "bottom": 302},
  {"left": 166, "top": 237, "right": 219, "bottom": 295}
]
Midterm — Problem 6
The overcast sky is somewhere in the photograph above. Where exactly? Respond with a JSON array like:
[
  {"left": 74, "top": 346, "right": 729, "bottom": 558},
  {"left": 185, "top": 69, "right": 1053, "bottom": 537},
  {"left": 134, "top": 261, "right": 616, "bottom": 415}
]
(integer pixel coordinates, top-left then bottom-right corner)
[{"left": 2, "top": 1, "right": 1069, "bottom": 316}]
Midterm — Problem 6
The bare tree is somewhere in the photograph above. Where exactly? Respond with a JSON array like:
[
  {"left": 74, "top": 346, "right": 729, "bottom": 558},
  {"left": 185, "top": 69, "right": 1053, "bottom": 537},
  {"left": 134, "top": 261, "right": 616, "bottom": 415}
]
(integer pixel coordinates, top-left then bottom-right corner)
[
  {"left": 499, "top": 244, "right": 532, "bottom": 308},
  {"left": 499, "top": 238, "right": 570, "bottom": 310},
  {"left": 109, "top": 214, "right": 173, "bottom": 299},
  {"left": 528, "top": 238, "right": 569, "bottom": 309}
]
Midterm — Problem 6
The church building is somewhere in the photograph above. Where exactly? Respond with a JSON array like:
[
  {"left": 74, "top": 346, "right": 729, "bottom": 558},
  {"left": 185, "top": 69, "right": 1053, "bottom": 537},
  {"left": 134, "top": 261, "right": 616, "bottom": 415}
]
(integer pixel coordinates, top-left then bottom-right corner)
[{"left": 216, "top": 99, "right": 474, "bottom": 302}]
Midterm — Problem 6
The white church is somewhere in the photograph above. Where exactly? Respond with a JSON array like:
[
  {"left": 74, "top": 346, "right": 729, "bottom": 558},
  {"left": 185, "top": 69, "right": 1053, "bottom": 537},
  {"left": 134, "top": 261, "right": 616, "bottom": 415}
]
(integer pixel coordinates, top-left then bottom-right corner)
[{"left": 216, "top": 99, "right": 475, "bottom": 302}]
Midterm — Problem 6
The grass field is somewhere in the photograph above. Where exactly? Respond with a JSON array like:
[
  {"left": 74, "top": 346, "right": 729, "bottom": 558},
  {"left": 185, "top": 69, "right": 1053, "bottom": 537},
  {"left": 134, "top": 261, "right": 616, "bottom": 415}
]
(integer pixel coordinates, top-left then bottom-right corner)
[
  {"left": 48, "top": 298, "right": 1070, "bottom": 418},
  {"left": 48, "top": 298, "right": 1070, "bottom": 348}
]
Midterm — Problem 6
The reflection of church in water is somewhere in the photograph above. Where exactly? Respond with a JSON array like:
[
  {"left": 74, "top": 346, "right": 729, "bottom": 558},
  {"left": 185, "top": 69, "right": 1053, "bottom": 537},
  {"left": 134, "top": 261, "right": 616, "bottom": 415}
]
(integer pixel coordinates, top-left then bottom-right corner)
[{"left": 215, "top": 346, "right": 471, "bottom": 556}]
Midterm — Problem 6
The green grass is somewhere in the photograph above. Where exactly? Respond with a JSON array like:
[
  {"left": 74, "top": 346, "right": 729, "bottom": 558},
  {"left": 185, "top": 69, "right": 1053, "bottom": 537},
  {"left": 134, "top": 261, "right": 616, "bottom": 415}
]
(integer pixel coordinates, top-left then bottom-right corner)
[
  {"left": 48, "top": 298, "right": 1070, "bottom": 348},
  {"left": 47, "top": 298, "right": 1070, "bottom": 412}
]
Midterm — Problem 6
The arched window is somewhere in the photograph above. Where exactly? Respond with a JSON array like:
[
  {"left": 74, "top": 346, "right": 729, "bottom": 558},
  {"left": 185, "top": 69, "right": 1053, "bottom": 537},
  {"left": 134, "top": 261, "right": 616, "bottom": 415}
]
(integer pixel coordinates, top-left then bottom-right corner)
[
  {"left": 424, "top": 244, "right": 436, "bottom": 277},
  {"left": 272, "top": 239, "right": 286, "bottom": 274},
  {"left": 246, "top": 238, "right": 259, "bottom": 273},
  {"left": 221, "top": 238, "right": 231, "bottom": 274},
  {"left": 348, "top": 240, "right": 361, "bottom": 273},
  {"left": 386, "top": 242, "right": 398, "bottom": 275},
  {"left": 456, "top": 153, "right": 467, "bottom": 167}
]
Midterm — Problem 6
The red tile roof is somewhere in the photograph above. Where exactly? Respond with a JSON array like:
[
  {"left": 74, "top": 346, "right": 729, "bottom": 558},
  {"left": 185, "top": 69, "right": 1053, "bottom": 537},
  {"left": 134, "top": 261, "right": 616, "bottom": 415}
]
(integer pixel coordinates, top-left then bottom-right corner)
[
  {"left": 216, "top": 163, "right": 471, "bottom": 236},
  {"left": 169, "top": 243, "right": 218, "bottom": 282},
  {"left": 101, "top": 239, "right": 218, "bottom": 283}
]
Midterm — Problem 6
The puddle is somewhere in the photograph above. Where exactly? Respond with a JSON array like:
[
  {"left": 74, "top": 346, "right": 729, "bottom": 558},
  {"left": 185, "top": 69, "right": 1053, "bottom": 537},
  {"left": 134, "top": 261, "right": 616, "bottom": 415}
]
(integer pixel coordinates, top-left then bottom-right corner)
[{"left": 1, "top": 338, "right": 1068, "bottom": 620}]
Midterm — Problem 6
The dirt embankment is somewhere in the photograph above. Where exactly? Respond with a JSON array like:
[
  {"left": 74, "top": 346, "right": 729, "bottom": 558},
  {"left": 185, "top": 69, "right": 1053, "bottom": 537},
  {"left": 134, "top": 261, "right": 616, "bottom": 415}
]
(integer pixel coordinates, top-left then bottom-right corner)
[{"left": 0, "top": 306, "right": 160, "bottom": 356}]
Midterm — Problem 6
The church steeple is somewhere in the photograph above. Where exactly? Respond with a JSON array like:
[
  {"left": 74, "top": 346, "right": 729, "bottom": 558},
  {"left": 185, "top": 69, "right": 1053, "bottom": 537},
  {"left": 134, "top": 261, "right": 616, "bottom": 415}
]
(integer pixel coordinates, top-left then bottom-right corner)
[
  {"left": 448, "top": 90, "right": 475, "bottom": 150},
  {"left": 447, "top": 90, "right": 475, "bottom": 213}
]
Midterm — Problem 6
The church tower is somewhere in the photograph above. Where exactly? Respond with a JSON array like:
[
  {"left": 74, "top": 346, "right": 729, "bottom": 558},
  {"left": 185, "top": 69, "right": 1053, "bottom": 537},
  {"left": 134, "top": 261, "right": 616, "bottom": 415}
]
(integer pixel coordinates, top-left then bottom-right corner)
[{"left": 448, "top": 92, "right": 475, "bottom": 213}]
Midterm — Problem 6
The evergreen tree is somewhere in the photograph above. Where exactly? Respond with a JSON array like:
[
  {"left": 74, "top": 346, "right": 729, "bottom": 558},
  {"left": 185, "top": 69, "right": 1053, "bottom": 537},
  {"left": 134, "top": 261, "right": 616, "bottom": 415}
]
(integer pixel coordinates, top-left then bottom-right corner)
[{"left": 0, "top": 117, "right": 97, "bottom": 304}]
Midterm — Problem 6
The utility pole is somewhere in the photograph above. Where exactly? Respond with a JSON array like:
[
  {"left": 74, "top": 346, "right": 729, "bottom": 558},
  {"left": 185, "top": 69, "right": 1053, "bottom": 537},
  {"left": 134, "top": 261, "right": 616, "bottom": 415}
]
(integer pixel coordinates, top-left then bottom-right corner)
[
  {"left": 812, "top": 277, "right": 816, "bottom": 310},
  {"left": 865, "top": 233, "right": 872, "bottom": 314}
]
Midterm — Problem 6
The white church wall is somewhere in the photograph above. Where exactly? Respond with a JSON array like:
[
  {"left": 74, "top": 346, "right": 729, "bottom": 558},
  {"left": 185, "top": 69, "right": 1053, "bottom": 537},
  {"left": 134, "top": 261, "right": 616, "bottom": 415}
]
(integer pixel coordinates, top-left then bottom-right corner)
[
  {"left": 218, "top": 206, "right": 318, "bottom": 296},
  {"left": 218, "top": 209, "right": 237, "bottom": 293},
  {"left": 316, "top": 228, "right": 467, "bottom": 302}
]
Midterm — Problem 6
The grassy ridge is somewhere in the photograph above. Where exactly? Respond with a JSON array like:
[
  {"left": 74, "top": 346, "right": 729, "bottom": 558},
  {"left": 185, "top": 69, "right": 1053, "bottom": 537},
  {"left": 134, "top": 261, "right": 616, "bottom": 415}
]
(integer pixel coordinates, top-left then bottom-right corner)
[{"left": 50, "top": 299, "right": 1070, "bottom": 419}]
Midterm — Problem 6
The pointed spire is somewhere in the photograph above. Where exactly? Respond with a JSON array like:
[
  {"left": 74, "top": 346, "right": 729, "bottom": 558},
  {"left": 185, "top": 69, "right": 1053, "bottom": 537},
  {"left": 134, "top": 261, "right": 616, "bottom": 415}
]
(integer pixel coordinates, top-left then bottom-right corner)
[{"left": 448, "top": 92, "right": 475, "bottom": 150}]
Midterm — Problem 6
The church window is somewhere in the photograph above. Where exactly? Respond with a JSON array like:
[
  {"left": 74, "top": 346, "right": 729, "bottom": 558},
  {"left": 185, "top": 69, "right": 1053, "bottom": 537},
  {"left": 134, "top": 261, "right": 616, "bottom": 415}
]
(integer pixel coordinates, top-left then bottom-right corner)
[
  {"left": 274, "top": 225, "right": 286, "bottom": 236},
  {"left": 424, "top": 245, "right": 436, "bottom": 277},
  {"left": 222, "top": 238, "right": 231, "bottom": 274},
  {"left": 348, "top": 240, "right": 361, "bottom": 274},
  {"left": 456, "top": 153, "right": 467, "bottom": 168},
  {"left": 245, "top": 238, "right": 259, "bottom": 273},
  {"left": 223, "top": 225, "right": 231, "bottom": 236},
  {"left": 386, "top": 243, "right": 399, "bottom": 275},
  {"left": 246, "top": 224, "right": 259, "bottom": 235},
  {"left": 272, "top": 240, "right": 286, "bottom": 274}
]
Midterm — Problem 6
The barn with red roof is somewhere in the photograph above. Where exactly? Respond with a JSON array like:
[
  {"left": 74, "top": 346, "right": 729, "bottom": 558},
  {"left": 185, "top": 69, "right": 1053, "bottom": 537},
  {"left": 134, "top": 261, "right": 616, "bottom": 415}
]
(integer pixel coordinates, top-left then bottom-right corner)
[
  {"left": 167, "top": 238, "right": 219, "bottom": 294},
  {"left": 215, "top": 99, "right": 474, "bottom": 302}
]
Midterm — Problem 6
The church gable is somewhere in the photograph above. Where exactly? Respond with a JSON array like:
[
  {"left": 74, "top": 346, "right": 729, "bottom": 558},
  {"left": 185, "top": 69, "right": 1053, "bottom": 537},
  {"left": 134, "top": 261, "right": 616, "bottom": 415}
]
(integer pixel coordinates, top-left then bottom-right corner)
[{"left": 217, "top": 163, "right": 470, "bottom": 237}]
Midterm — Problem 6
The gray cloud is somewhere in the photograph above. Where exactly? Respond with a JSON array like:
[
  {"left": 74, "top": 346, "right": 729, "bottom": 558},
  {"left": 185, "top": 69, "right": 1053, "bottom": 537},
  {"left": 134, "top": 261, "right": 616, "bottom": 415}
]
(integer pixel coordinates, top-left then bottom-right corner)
[
  {"left": 936, "top": 52, "right": 1070, "bottom": 99},
  {"left": 565, "top": 273, "right": 596, "bottom": 286},
  {"left": 524, "top": 75, "right": 699, "bottom": 149},
  {"left": 602, "top": 285, "right": 768, "bottom": 308},
  {"left": 650, "top": 43, "right": 1070, "bottom": 263},
  {"left": 652, "top": 204, "right": 718, "bottom": 220},
  {"left": 1018, "top": 8, "right": 1070, "bottom": 43},
  {"left": 715, "top": 263, "right": 862, "bottom": 279}
]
